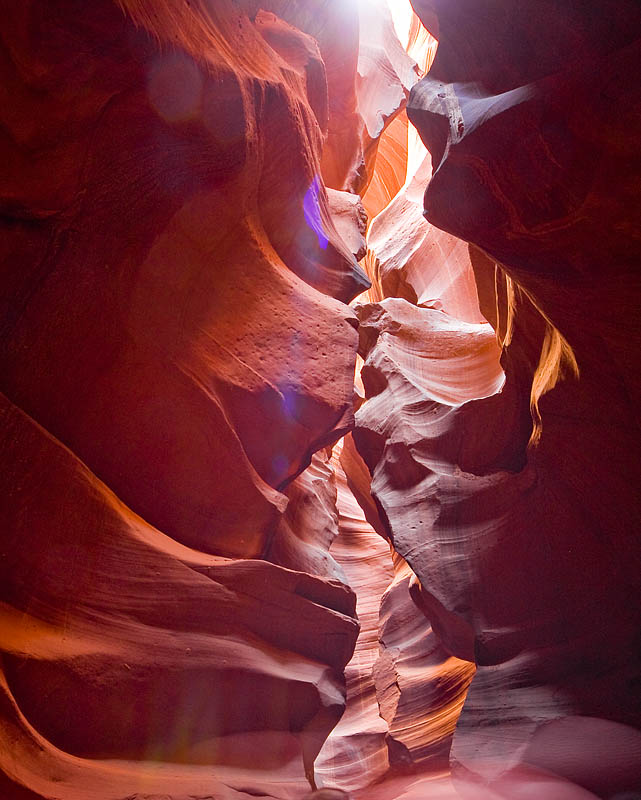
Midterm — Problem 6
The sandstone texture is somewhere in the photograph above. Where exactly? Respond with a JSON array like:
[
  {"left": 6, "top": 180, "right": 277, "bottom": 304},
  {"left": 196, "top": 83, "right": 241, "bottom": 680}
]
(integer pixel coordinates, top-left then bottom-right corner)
[
  {"left": 2, "top": 0, "right": 641, "bottom": 798},
  {"left": 313, "top": 433, "right": 475, "bottom": 796},
  {"left": 352, "top": 0, "right": 641, "bottom": 796},
  {"left": 0, "top": 0, "right": 373, "bottom": 796}
]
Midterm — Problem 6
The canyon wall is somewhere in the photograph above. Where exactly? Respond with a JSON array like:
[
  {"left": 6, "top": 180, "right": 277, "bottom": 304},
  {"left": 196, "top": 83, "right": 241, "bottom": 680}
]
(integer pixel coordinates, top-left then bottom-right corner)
[
  {"left": 353, "top": 1, "right": 641, "bottom": 796},
  {"left": 1, "top": 1, "right": 640, "bottom": 799},
  {"left": 0, "top": 1, "right": 375, "bottom": 797},
  {"left": 0, "top": 1, "right": 425, "bottom": 798}
]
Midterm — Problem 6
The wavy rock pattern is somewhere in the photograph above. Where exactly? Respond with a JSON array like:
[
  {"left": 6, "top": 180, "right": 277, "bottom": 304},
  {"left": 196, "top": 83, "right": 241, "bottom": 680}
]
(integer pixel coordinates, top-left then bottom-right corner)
[
  {"left": 4, "top": 0, "right": 641, "bottom": 797},
  {"left": 375, "top": 553, "right": 475, "bottom": 772},
  {"left": 353, "top": 0, "right": 418, "bottom": 196},
  {"left": 267, "top": 449, "right": 345, "bottom": 582},
  {"left": 0, "top": 392, "right": 358, "bottom": 798},
  {"left": 314, "top": 443, "right": 393, "bottom": 793},
  {"left": 0, "top": 0, "right": 378, "bottom": 796},
  {"left": 315, "top": 434, "right": 475, "bottom": 795},
  {"left": 351, "top": 0, "right": 641, "bottom": 795},
  {"left": 367, "top": 149, "right": 484, "bottom": 323},
  {"left": 248, "top": 0, "right": 417, "bottom": 196}
]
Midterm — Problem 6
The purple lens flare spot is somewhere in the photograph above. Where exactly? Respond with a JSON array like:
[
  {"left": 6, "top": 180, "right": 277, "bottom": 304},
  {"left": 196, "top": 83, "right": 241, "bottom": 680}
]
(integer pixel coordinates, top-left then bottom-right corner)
[{"left": 303, "top": 174, "right": 329, "bottom": 250}]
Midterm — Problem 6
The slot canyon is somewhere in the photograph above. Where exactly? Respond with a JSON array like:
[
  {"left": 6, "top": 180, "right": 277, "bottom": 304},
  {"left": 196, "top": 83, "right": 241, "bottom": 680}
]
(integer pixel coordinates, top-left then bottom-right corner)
[{"left": 1, "top": 1, "right": 641, "bottom": 798}]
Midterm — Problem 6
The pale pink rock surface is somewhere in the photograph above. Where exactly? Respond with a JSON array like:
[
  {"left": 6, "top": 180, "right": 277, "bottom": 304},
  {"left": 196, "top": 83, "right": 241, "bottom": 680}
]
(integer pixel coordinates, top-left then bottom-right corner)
[{"left": 314, "top": 444, "right": 393, "bottom": 793}]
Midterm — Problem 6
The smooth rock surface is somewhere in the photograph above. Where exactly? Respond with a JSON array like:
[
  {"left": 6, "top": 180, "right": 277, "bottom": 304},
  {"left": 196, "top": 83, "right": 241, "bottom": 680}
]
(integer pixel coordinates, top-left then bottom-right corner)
[
  {"left": 352, "top": 0, "right": 641, "bottom": 793},
  {"left": 0, "top": 0, "right": 379, "bottom": 796}
]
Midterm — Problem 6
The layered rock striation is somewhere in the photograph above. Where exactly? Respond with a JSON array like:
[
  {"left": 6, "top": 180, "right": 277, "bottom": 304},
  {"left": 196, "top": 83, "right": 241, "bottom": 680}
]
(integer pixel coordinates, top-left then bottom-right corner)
[
  {"left": 351, "top": 0, "right": 641, "bottom": 796},
  {"left": 0, "top": 0, "right": 381, "bottom": 796},
  {"left": 3, "top": 0, "right": 641, "bottom": 798}
]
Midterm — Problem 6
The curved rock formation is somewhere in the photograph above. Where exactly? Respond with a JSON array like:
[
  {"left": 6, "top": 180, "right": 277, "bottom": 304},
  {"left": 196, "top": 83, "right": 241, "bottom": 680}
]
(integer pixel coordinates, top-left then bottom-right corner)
[
  {"left": 0, "top": 391, "right": 359, "bottom": 798},
  {"left": 350, "top": 0, "right": 641, "bottom": 795},
  {"left": 375, "top": 553, "right": 474, "bottom": 772},
  {"left": 247, "top": 0, "right": 418, "bottom": 196},
  {"left": 315, "top": 435, "right": 475, "bottom": 795},
  {"left": 3, "top": 0, "right": 641, "bottom": 797},
  {"left": 367, "top": 148, "right": 484, "bottom": 323},
  {"left": 0, "top": 0, "right": 373, "bottom": 796},
  {"left": 314, "top": 442, "right": 393, "bottom": 793},
  {"left": 267, "top": 449, "right": 346, "bottom": 581}
]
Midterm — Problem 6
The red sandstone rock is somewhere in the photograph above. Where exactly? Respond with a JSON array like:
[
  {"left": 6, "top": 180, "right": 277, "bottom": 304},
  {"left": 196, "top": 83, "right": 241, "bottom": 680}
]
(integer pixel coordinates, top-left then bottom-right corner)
[
  {"left": 0, "top": 392, "right": 358, "bottom": 798},
  {"left": 267, "top": 449, "right": 345, "bottom": 581},
  {"left": 353, "top": 1, "right": 641, "bottom": 794},
  {"left": 367, "top": 147, "right": 484, "bottom": 323},
  {"left": 326, "top": 189, "right": 368, "bottom": 263},
  {"left": 353, "top": 0, "right": 419, "bottom": 198},
  {"left": 315, "top": 436, "right": 475, "bottom": 793},
  {"left": 0, "top": 0, "right": 364, "bottom": 558},
  {"left": 5, "top": 0, "right": 640, "bottom": 797},
  {"left": 243, "top": 0, "right": 363, "bottom": 192},
  {"left": 360, "top": 113, "right": 410, "bottom": 224},
  {"left": 0, "top": 0, "right": 371, "bottom": 796},
  {"left": 375, "top": 554, "right": 475, "bottom": 771},
  {"left": 354, "top": 268, "right": 641, "bottom": 796},
  {"left": 254, "top": 9, "right": 329, "bottom": 136},
  {"left": 244, "top": 1, "right": 417, "bottom": 197}
]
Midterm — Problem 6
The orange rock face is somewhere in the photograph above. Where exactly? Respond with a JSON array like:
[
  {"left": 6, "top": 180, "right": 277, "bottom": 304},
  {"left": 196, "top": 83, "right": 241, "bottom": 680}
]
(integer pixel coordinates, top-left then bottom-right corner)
[
  {"left": 3, "top": 0, "right": 641, "bottom": 798},
  {"left": 0, "top": 1, "right": 370, "bottom": 796},
  {"left": 314, "top": 442, "right": 393, "bottom": 793},
  {"left": 1, "top": 392, "right": 358, "bottom": 796}
]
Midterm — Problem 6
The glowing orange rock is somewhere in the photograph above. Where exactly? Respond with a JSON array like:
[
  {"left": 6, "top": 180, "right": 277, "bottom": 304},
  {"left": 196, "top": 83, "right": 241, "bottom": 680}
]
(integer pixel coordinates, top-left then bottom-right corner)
[
  {"left": 367, "top": 148, "right": 484, "bottom": 324},
  {"left": 315, "top": 437, "right": 475, "bottom": 793},
  {"left": 0, "top": 392, "right": 358, "bottom": 797},
  {"left": 315, "top": 443, "right": 393, "bottom": 793},
  {"left": 0, "top": 0, "right": 368, "bottom": 796}
]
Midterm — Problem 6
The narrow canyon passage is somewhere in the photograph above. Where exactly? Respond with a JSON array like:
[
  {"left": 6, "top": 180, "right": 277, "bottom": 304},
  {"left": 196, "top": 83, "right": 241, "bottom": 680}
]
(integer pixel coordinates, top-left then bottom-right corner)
[{"left": 1, "top": 1, "right": 640, "bottom": 800}]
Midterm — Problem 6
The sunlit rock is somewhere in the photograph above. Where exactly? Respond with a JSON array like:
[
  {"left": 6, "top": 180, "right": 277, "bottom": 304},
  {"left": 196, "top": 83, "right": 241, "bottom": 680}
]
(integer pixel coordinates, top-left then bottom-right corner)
[
  {"left": 3, "top": 0, "right": 640, "bottom": 797},
  {"left": 0, "top": 0, "right": 368, "bottom": 795},
  {"left": 363, "top": 0, "right": 641, "bottom": 794}
]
